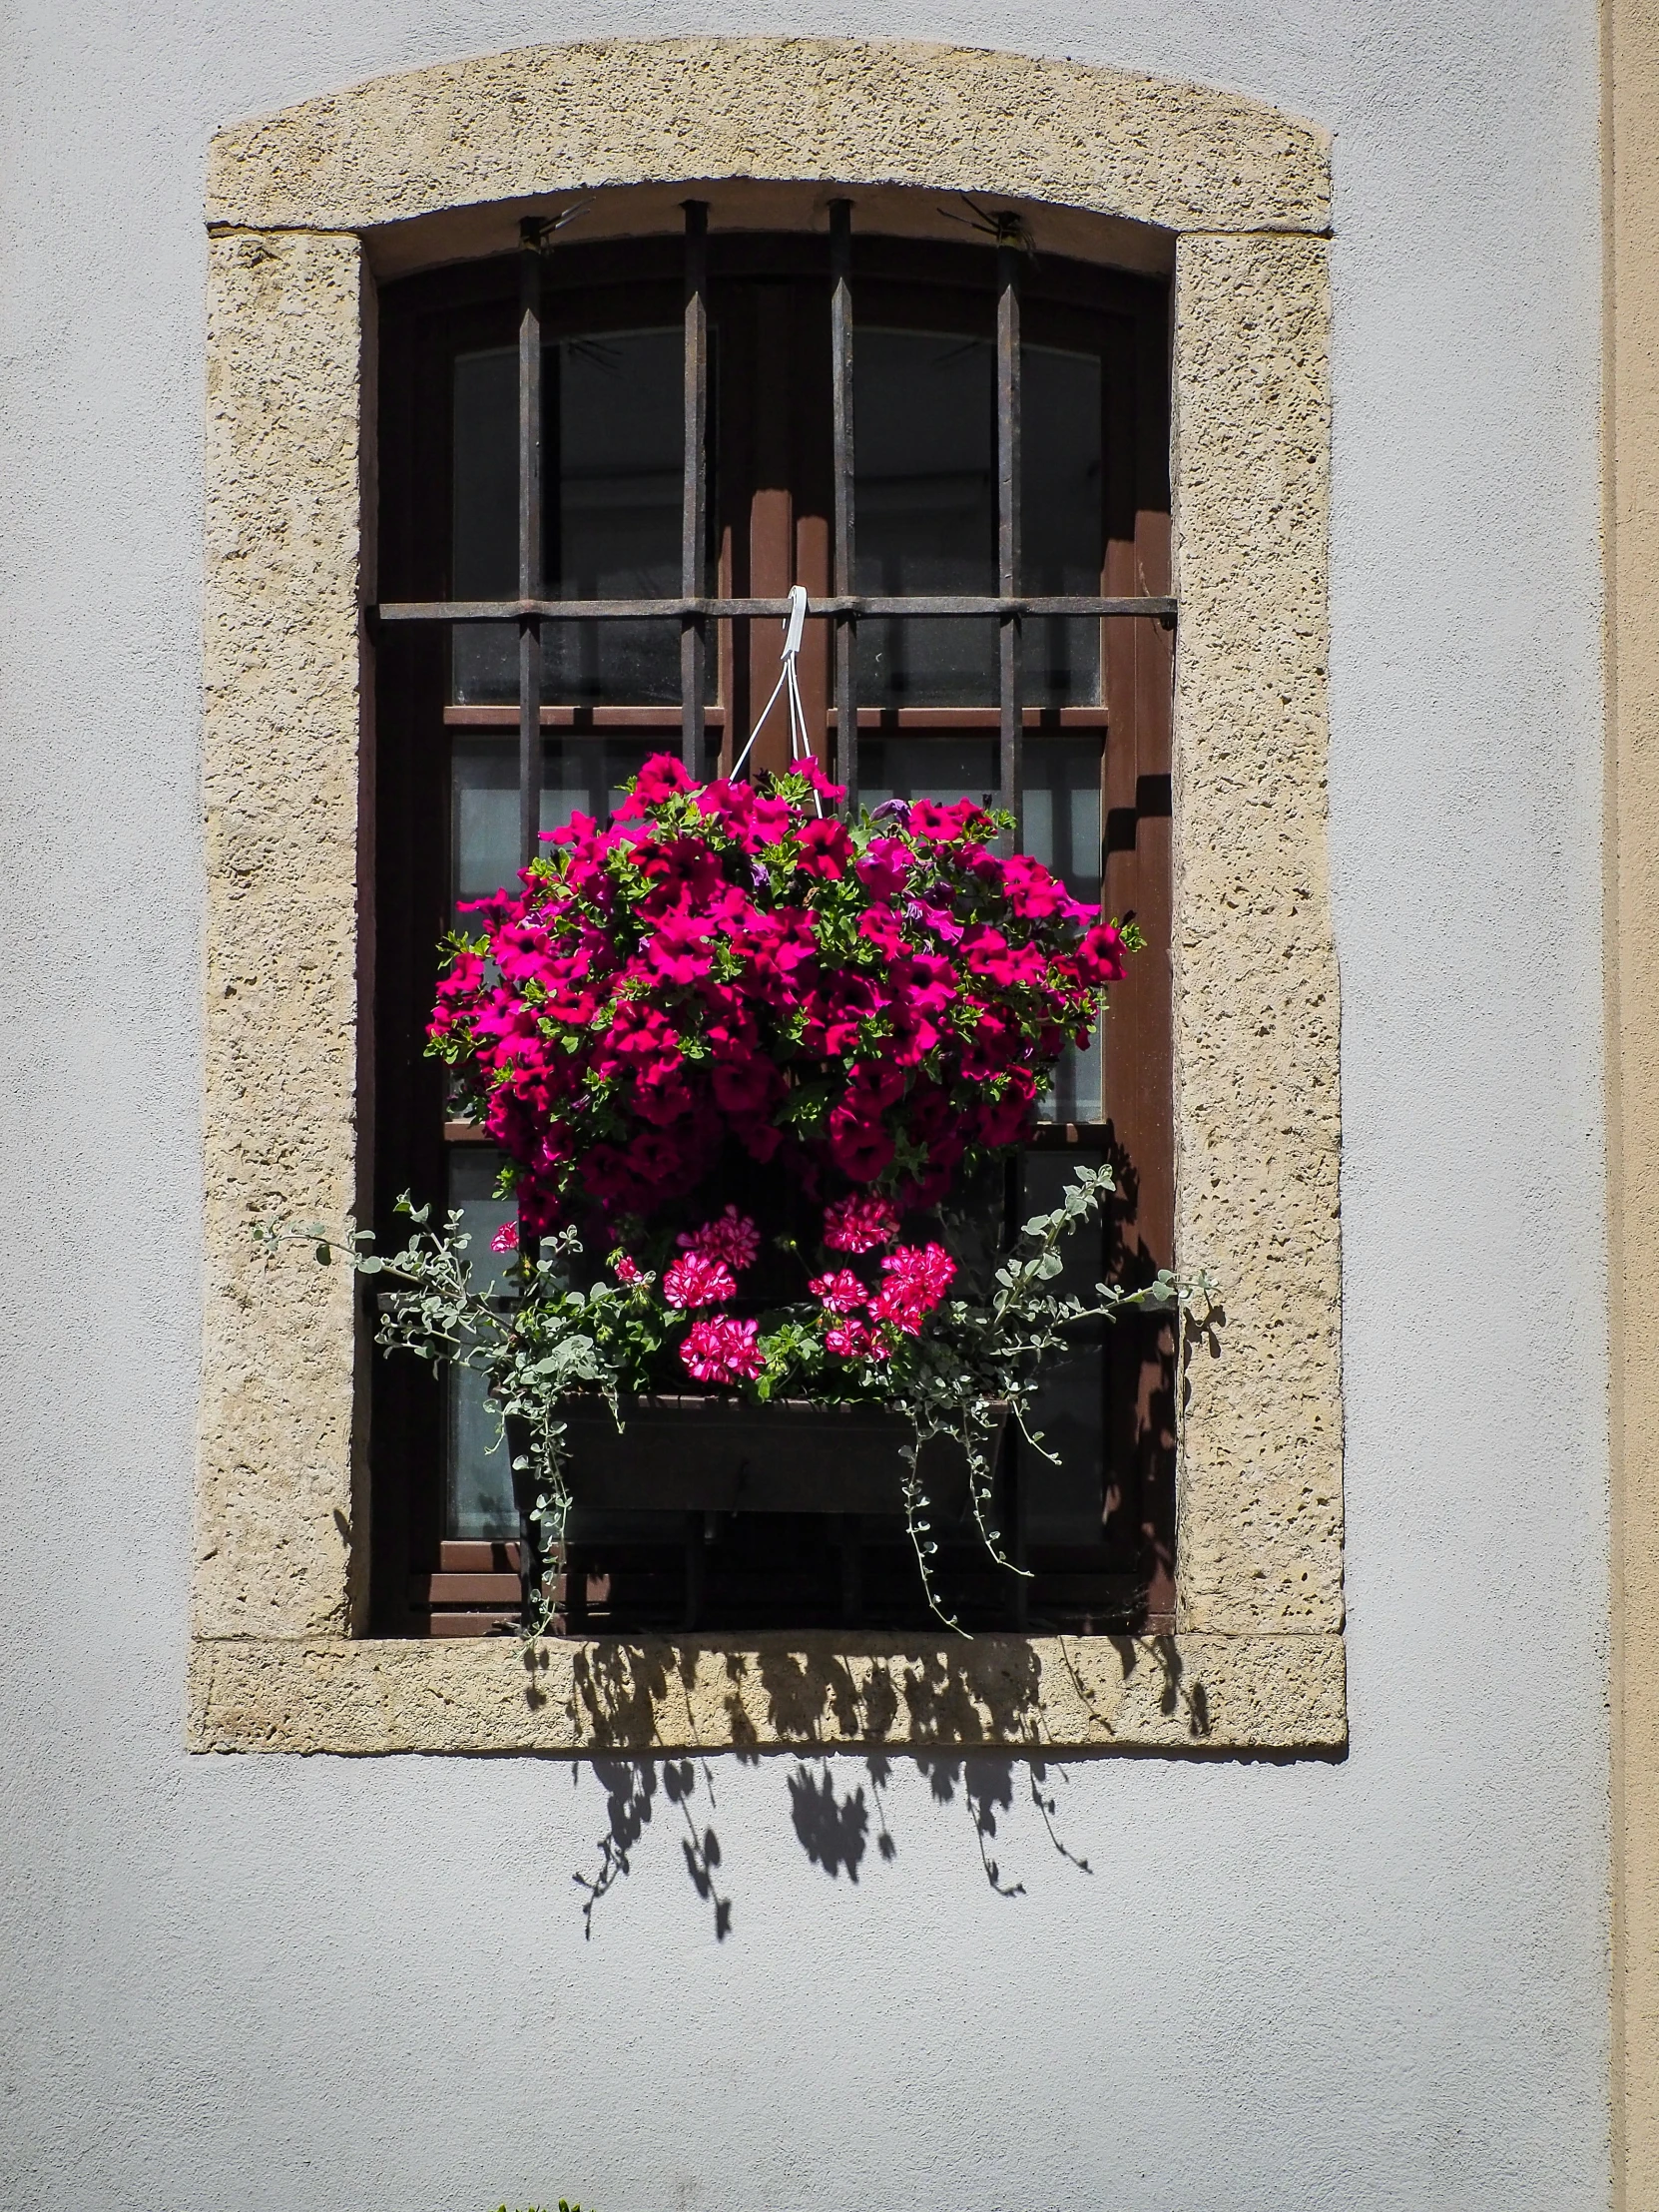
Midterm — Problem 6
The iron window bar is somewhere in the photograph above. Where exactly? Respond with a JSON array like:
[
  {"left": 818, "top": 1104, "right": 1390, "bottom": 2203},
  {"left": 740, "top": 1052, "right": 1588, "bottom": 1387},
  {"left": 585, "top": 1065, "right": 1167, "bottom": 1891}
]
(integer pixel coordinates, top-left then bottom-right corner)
[
  {"left": 830, "top": 198, "right": 857, "bottom": 804},
  {"left": 379, "top": 595, "right": 1177, "bottom": 620},
  {"left": 376, "top": 202, "right": 1178, "bottom": 859}
]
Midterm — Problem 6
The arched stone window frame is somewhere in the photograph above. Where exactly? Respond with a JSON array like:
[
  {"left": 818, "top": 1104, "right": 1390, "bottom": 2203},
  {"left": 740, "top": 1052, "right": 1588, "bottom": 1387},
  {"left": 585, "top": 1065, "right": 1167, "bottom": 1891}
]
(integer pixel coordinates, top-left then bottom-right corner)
[{"left": 190, "top": 37, "right": 1342, "bottom": 1755}]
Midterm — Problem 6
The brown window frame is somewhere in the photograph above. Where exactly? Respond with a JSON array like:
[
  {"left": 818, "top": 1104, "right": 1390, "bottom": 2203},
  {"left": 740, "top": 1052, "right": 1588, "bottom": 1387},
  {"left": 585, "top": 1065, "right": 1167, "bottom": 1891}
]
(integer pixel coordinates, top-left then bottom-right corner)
[{"left": 370, "top": 213, "right": 1176, "bottom": 1640}]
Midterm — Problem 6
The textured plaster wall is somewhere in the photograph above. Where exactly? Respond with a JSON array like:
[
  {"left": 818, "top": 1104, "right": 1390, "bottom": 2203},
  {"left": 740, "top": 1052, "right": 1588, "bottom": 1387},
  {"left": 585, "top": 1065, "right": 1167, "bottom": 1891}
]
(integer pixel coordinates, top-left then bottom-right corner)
[{"left": 0, "top": 11, "right": 1607, "bottom": 2212}]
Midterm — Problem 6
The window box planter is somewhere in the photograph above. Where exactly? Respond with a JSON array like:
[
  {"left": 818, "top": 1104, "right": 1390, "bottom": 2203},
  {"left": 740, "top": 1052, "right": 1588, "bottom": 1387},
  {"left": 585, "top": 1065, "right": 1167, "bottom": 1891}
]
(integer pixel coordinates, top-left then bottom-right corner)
[{"left": 556, "top": 1393, "right": 1008, "bottom": 1516}]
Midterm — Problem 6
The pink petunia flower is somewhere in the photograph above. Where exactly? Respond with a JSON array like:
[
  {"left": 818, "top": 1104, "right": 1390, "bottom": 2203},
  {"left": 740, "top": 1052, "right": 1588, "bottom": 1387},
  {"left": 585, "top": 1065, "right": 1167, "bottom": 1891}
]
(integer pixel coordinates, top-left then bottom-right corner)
[
  {"left": 663, "top": 1253, "right": 739, "bottom": 1309},
  {"left": 680, "top": 1315, "right": 766, "bottom": 1383},
  {"left": 793, "top": 818, "right": 852, "bottom": 878}
]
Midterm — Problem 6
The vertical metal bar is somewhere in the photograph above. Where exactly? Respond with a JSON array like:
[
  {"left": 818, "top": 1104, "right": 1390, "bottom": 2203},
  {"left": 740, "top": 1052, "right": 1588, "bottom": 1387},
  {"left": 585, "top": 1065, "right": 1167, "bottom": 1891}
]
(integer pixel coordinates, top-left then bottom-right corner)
[
  {"left": 997, "top": 233, "right": 1023, "bottom": 848},
  {"left": 514, "top": 221, "right": 545, "bottom": 1626},
  {"left": 681, "top": 201, "right": 710, "bottom": 776},
  {"left": 830, "top": 199, "right": 857, "bottom": 812},
  {"left": 517, "top": 219, "right": 543, "bottom": 871}
]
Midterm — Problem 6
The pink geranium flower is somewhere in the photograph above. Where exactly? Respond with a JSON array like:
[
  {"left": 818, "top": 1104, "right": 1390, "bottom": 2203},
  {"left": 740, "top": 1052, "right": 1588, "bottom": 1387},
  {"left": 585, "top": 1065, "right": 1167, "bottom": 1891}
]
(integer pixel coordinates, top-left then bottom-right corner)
[
  {"left": 663, "top": 1253, "right": 738, "bottom": 1310},
  {"left": 824, "top": 1317, "right": 890, "bottom": 1363},
  {"left": 489, "top": 1220, "right": 519, "bottom": 1254},
  {"left": 808, "top": 1268, "right": 865, "bottom": 1316},
  {"left": 680, "top": 1316, "right": 766, "bottom": 1383},
  {"left": 822, "top": 1195, "right": 900, "bottom": 1254},
  {"left": 868, "top": 1242, "right": 956, "bottom": 1335},
  {"left": 678, "top": 1205, "right": 761, "bottom": 1272}
]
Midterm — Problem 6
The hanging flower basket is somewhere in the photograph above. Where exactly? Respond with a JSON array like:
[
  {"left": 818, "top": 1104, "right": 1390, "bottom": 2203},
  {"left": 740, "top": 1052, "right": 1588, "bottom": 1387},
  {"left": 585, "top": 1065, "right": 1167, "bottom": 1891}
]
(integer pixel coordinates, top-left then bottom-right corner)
[{"left": 428, "top": 750, "right": 1130, "bottom": 1233}]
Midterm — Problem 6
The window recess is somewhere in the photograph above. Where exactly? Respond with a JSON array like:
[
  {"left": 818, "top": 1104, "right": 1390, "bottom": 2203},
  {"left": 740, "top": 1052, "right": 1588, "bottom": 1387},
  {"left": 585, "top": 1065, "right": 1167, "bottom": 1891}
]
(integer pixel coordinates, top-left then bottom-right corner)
[{"left": 372, "top": 208, "right": 1176, "bottom": 1640}]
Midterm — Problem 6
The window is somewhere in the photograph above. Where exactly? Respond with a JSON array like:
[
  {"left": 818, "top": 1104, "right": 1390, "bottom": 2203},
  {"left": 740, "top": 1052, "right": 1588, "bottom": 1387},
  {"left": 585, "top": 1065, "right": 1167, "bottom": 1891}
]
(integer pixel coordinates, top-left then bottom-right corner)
[
  {"left": 193, "top": 38, "right": 1343, "bottom": 1756},
  {"left": 370, "top": 213, "right": 1176, "bottom": 1639}
]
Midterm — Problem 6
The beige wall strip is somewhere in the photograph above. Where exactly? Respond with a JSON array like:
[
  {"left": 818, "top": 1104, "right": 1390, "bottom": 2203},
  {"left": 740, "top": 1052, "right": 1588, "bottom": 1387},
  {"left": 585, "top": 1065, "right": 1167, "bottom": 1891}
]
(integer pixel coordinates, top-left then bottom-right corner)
[{"left": 1606, "top": 1, "right": 1659, "bottom": 2202}]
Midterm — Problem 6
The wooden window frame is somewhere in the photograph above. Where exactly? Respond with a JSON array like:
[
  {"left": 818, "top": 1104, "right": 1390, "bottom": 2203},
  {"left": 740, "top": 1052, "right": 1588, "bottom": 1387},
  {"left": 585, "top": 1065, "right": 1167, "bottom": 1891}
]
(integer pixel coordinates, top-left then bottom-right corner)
[{"left": 371, "top": 226, "right": 1177, "bottom": 1642}]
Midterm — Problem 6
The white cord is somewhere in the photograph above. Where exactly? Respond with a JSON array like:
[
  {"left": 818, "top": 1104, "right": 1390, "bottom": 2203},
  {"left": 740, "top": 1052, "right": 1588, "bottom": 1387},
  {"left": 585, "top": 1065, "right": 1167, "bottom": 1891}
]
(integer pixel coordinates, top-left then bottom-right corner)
[{"left": 730, "top": 585, "right": 823, "bottom": 813}]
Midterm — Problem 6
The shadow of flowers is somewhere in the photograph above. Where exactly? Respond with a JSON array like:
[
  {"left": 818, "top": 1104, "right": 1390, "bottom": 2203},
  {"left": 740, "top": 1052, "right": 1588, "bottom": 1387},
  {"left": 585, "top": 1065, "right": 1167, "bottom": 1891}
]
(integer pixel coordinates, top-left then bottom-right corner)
[{"left": 573, "top": 1747, "right": 1091, "bottom": 1935}]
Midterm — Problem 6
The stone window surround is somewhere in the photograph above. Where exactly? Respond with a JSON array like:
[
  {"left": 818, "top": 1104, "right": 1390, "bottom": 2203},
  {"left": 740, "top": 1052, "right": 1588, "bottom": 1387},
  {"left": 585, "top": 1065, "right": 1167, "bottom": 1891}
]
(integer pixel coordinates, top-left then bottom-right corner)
[{"left": 190, "top": 35, "right": 1342, "bottom": 1757}]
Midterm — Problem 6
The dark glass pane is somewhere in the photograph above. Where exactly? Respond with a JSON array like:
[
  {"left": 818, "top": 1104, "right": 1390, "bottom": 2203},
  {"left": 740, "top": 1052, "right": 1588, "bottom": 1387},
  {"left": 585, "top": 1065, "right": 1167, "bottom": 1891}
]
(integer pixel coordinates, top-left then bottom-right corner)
[
  {"left": 444, "top": 740, "right": 656, "bottom": 1536},
  {"left": 1017, "top": 1149, "right": 1107, "bottom": 1546},
  {"left": 450, "top": 736, "right": 657, "bottom": 924},
  {"left": 548, "top": 329, "right": 683, "bottom": 705},
  {"left": 451, "top": 346, "right": 519, "bottom": 705},
  {"left": 852, "top": 334, "right": 1103, "bottom": 708},
  {"left": 1026, "top": 738, "right": 1104, "bottom": 1120},
  {"left": 857, "top": 734, "right": 997, "bottom": 810},
  {"left": 854, "top": 329, "right": 997, "bottom": 705},
  {"left": 445, "top": 1147, "right": 518, "bottom": 1540},
  {"left": 1023, "top": 346, "right": 1102, "bottom": 708},
  {"left": 449, "top": 332, "right": 689, "bottom": 706}
]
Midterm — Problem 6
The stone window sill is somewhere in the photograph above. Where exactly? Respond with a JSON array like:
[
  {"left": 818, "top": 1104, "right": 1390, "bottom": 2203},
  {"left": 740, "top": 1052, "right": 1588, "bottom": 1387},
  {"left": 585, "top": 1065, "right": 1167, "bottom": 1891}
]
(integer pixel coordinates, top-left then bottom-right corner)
[{"left": 187, "top": 1630, "right": 1346, "bottom": 1754}]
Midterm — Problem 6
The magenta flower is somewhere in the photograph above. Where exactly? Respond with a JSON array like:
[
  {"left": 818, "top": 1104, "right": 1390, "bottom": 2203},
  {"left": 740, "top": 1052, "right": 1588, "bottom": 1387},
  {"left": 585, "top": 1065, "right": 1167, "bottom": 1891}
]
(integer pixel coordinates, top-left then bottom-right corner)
[
  {"left": 793, "top": 818, "right": 852, "bottom": 878},
  {"left": 827, "top": 1110, "right": 895, "bottom": 1185},
  {"left": 678, "top": 1205, "right": 761, "bottom": 1272},
  {"left": 822, "top": 1195, "right": 900, "bottom": 1254},
  {"left": 680, "top": 1315, "right": 766, "bottom": 1384},
  {"left": 808, "top": 1268, "right": 865, "bottom": 1316},
  {"left": 824, "top": 1317, "right": 890, "bottom": 1363},
  {"left": 489, "top": 1220, "right": 519, "bottom": 1254},
  {"left": 869, "top": 1242, "right": 956, "bottom": 1335},
  {"left": 612, "top": 1254, "right": 643, "bottom": 1286},
  {"left": 662, "top": 1253, "right": 738, "bottom": 1310},
  {"left": 429, "top": 751, "right": 1127, "bottom": 1232}
]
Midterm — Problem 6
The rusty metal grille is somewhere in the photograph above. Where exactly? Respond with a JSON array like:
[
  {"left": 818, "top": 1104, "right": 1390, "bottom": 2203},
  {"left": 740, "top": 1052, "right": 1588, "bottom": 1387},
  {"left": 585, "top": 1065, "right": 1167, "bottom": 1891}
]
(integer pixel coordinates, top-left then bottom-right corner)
[{"left": 372, "top": 203, "right": 1177, "bottom": 859}]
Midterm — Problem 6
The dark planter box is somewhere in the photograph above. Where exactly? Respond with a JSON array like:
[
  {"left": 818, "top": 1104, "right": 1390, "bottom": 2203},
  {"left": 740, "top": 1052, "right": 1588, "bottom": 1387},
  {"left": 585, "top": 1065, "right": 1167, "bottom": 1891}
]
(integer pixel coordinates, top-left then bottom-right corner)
[{"left": 559, "top": 1394, "right": 1006, "bottom": 1516}]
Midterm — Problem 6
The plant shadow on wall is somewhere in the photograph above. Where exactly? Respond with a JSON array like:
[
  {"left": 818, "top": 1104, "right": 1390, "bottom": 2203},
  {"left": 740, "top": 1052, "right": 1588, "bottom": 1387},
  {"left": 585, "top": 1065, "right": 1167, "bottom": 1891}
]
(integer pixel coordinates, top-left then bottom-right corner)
[
  {"left": 570, "top": 1747, "right": 1104, "bottom": 1940},
  {"left": 563, "top": 1630, "right": 1213, "bottom": 1938}
]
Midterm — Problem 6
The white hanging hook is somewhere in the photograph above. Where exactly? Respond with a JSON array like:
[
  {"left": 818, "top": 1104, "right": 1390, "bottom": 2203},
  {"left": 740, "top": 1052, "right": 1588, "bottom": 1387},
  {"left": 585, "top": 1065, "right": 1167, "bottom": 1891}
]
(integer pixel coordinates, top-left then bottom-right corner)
[
  {"left": 783, "top": 582, "right": 808, "bottom": 660},
  {"left": 731, "top": 586, "right": 824, "bottom": 811}
]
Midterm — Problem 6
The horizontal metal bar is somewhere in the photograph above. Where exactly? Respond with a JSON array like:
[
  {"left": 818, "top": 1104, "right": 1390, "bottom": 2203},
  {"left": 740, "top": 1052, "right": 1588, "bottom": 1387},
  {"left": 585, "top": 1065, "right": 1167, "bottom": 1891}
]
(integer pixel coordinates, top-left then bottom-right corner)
[
  {"left": 443, "top": 704, "right": 731, "bottom": 729},
  {"left": 376, "top": 595, "right": 1177, "bottom": 623},
  {"left": 440, "top": 703, "right": 1107, "bottom": 734}
]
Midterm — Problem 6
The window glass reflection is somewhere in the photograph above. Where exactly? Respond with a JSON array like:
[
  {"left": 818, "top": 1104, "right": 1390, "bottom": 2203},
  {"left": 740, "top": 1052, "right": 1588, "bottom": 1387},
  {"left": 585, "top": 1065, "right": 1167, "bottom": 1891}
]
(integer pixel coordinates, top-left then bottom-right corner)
[
  {"left": 450, "top": 738, "right": 656, "bottom": 926},
  {"left": 857, "top": 735, "right": 997, "bottom": 810},
  {"left": 548, "top": 330, "right": 683, "bottom": 704},
  {"left": 1025, "top": 739, "right": 1104, "bottom": 1122},
  {"left": 444, "top": 743, "right": 655, "bottom": 1536},
  {"left": 855, "top": 329, "right": 996, "bottom": 706},
  {"left": 450, "top": 346, "right": 519, "bottom": 708},
  {"left": 445, "top": 1147, "right": 519, "bottom": 1540},
  {"left": 1023, "top": 346, "right": 1102, "bottom": 708}
]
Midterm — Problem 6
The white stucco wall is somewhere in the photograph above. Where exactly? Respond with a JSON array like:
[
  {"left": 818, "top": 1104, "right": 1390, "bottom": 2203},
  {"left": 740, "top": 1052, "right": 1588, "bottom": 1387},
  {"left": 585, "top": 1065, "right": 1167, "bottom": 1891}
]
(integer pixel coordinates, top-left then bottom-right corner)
[{"left": 0, "top": 2, "right": 1608, "bottom": 2208}]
